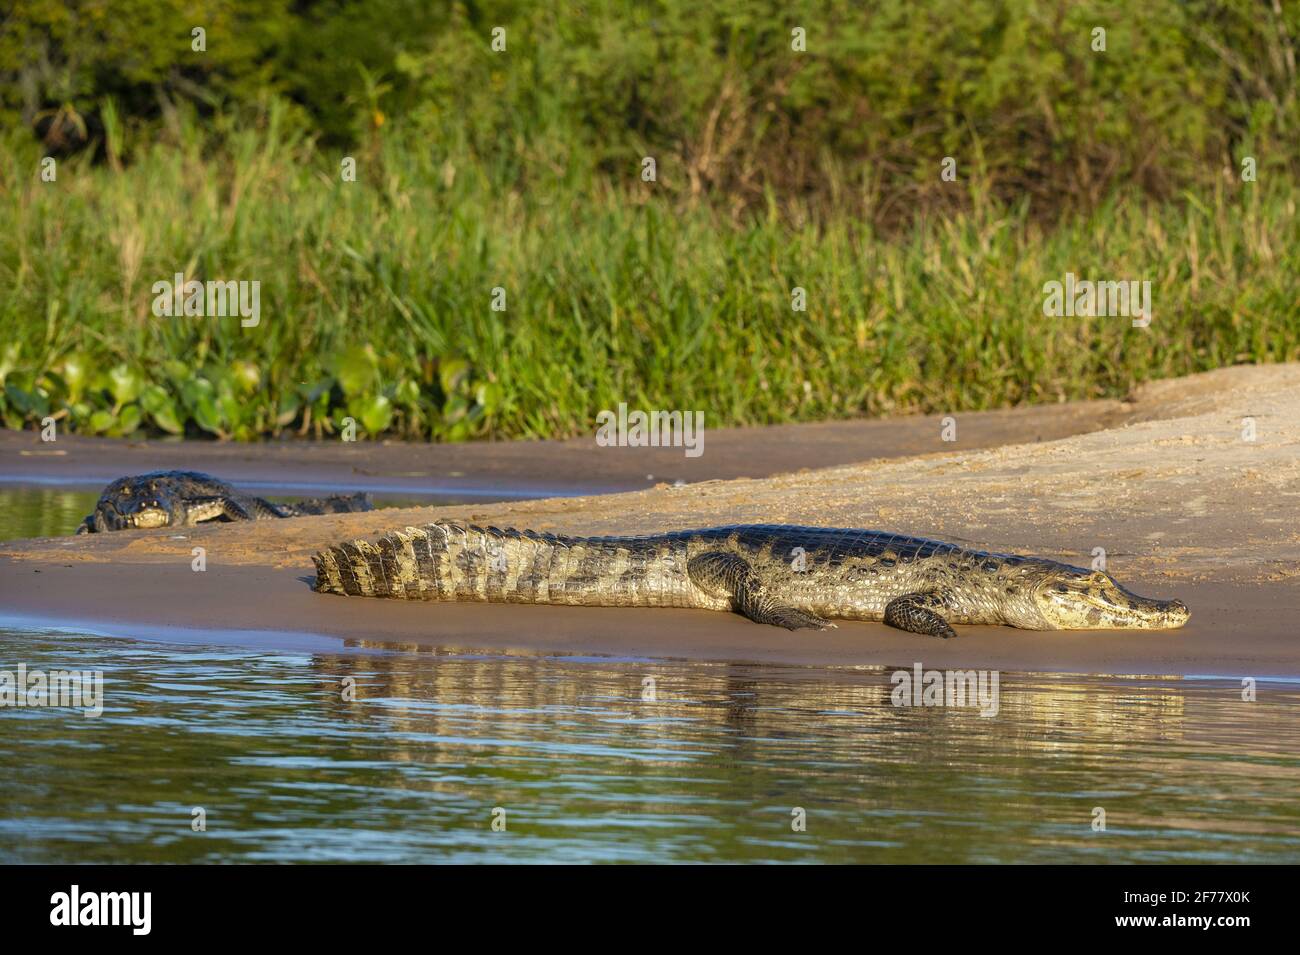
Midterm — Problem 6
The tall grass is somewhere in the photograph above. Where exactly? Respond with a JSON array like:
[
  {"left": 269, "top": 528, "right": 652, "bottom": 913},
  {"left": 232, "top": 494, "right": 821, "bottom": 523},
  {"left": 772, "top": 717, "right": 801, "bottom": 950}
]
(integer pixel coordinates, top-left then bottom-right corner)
[{"left": 1, "top": 107, "right": 1297, "bottom": 441}]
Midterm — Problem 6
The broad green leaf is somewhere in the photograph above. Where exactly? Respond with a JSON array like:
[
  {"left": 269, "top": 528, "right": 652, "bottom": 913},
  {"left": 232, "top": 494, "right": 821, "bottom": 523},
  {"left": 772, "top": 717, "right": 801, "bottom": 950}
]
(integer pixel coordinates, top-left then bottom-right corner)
[
  {"left": 89, "top": 410, "right": 115, "bottom": 434},
  {"left": 231, "top": 360, "right": 262, "bottom": 394},
  {"left": 351, "top": 394, "right": 392, "bottom": 434},
  {"left": 337, "top": 345, "right": 378, "bottom": 395},
  {"left": 140, "top": 384, "right": 184, "bottom": 434},
  {"left": 107, "top": 364, "right": 143, "bottom": 405}
]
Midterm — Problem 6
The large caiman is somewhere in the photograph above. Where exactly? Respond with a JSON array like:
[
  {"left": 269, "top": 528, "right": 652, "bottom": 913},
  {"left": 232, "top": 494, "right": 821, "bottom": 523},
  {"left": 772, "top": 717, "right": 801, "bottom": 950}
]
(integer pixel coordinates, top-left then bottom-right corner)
[
  {"left": 311, "top": 522, "right": 1190, "bottom": 636},
  {"left": 77, "top": 470, "right": 373, "bottom": 534}
]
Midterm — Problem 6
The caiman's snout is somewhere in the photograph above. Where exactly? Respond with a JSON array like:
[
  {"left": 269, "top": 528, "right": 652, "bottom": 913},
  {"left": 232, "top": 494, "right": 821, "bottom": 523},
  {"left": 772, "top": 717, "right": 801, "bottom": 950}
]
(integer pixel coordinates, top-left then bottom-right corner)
[
  {"left": 129, "top": 506, "right": 170, "bottom": 528},
  {"left": 1141, "top": 596, "right": 1190, "bottom": 630},
  {"left": 1164, "top": 600, "right": 1190, "bottom": 631},
  {"left": 119, "top": 498, "right": 169, "bottom": 528},
  {"left": 1032, "top": 568, "right": 1190, "bottom": 630}
]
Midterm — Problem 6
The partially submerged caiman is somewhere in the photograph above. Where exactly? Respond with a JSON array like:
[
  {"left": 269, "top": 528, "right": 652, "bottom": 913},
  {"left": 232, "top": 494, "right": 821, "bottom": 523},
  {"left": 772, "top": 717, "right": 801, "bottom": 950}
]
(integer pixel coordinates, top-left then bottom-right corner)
[
  {"left": 312, "top": 523, "right": 1189, "bottom": 636},
  {"left": 77, "top": 470, "right": 373, "bottom": 533}
]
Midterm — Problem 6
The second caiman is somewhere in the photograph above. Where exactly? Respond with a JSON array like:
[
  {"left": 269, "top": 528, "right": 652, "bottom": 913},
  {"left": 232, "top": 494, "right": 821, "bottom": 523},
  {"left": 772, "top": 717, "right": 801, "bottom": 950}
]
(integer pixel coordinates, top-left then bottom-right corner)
[
  {"left": 312, "top": 523, "right": 1190, "bottom": 636},
  {"left": 78, "top": 470, "right": 374, "bottom": 533}
]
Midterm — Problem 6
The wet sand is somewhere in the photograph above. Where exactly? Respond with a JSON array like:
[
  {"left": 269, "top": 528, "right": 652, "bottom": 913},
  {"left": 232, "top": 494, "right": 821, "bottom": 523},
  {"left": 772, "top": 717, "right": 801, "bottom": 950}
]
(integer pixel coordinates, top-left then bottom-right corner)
[
  {"left": 3, "top": 563, "right": 1295, "bottom": 677},
  {"left": 3, "top": 364, "right": 1299, "bottom": 677}
]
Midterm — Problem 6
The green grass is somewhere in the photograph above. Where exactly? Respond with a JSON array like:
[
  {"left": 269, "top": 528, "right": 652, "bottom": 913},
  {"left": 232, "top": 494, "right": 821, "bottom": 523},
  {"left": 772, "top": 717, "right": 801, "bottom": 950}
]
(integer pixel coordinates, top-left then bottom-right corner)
[{"left": 1, "top": 109, "right": 1298, "bottom": 442}]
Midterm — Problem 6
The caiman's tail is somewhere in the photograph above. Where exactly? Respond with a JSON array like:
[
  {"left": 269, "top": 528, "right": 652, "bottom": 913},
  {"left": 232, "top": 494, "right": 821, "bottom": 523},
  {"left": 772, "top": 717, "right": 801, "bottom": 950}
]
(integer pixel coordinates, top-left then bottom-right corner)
[
  {"left": 284, "top": 492, "right": 374, "bottom": 517},
  {"left": 312, "top": 521, "right": 589, "bottom": 601}
]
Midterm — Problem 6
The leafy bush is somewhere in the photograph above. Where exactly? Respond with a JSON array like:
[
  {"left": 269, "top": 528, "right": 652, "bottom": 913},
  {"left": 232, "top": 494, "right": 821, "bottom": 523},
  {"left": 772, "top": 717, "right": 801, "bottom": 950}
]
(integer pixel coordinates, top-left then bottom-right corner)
[{"left": 3, "top": 1, "right": 1297, "bottom": 213}]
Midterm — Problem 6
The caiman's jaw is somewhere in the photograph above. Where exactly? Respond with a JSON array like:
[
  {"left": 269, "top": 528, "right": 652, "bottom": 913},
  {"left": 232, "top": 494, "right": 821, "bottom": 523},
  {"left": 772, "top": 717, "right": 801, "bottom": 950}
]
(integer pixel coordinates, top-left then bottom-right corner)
[
  {"left": 129, "top": 507, "right": 170, "bottom": 528},
  {"left": 1029, "top": 567, "right": 1189, "bottom": 630}
]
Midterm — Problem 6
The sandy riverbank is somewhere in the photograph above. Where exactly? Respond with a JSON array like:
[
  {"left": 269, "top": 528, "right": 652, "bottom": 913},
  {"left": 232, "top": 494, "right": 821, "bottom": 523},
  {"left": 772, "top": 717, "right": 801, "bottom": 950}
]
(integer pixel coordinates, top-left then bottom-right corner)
[
  {"left": 0, "top": 395, "right": 1126, "bottom": 497},
  {"left": 3, "top": 364, "right": 1299, "bottom": 677}
]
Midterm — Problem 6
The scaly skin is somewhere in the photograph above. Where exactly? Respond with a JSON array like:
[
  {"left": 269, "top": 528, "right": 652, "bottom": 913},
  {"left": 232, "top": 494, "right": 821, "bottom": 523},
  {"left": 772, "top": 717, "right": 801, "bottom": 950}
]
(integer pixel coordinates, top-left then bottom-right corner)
[
  {"left": 77, "top": 470, "right": 373, "bottom": 534},
  {"left": 312, "top": 522, "right": 1190, "bottom": 636}
]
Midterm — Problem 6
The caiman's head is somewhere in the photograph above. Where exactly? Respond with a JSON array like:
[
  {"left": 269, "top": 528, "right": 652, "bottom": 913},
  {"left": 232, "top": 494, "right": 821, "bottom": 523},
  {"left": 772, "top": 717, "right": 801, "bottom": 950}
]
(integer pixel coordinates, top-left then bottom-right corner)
[
  {"left": 90, "top": 474, "right": 176, "bottom": 530},
  {"left": 1008, "top": 561, "right": 1189, "bottom": 630}
]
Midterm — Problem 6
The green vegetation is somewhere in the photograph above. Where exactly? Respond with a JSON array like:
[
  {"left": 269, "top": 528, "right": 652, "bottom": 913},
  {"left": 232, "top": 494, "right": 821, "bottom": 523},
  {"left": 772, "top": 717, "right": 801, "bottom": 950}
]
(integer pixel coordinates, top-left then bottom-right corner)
[{"left": 1, "top": 1, "right": 1297, "bottom": 440}]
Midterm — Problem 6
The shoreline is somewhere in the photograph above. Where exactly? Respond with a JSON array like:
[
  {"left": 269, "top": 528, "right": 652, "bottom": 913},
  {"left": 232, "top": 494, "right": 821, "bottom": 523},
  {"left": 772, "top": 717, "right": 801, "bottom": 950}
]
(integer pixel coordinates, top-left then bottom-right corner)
[
  {"left": 5, "top": 604, "right": 1297, "bottom": 683},
  {"left": 2, "top": 571, "right": 1297, "bottom": 680}
]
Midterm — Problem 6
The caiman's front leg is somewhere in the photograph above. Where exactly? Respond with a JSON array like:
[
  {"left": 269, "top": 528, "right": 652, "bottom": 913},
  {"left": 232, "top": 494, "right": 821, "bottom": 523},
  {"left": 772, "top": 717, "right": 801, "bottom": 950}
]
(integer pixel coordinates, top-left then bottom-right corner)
[
  {"left": 688, "top": 552, "right": 836, "bottom": 631},
  {"left": 884, "top": 592, "right": 957, "bottom": 639},
  {"left": 77, "top": 507, "right": 125, "bottom": 533}
]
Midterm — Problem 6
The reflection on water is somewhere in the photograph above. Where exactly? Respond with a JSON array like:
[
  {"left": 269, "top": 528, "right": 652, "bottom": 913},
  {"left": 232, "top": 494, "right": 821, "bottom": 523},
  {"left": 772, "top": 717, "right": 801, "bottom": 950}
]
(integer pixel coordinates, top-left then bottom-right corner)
[
  {"left": 0, "top": 487, "right": 435, "bottom": 542},
  {"left": 1, "top": 626, "right": 1297, "bottom": 863},
  {"left": 0, "top": 488, "right": 98, "bottom": 540}
]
